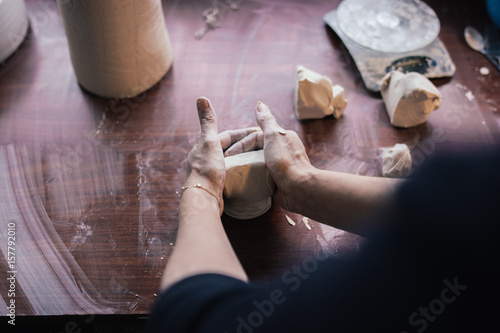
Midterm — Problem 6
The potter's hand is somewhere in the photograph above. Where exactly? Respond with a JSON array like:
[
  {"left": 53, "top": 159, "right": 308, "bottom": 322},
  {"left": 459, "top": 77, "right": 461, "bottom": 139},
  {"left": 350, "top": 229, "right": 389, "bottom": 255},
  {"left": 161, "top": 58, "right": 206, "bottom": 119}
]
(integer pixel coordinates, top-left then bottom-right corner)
[
  {"left": 221, "top": 102, "right": 401, "bottom": 236},
  {"left": 255, "top": 102, "right": 315, "bottom": 213},
  {"left": 185, "top": 97, "right": 226, "bottom": 212},
  {"left": 161, "top": 97, "right": 248, "bottom": 290},
  {"left": 219, "top": 102, "right": 314, "bottom": 212}
]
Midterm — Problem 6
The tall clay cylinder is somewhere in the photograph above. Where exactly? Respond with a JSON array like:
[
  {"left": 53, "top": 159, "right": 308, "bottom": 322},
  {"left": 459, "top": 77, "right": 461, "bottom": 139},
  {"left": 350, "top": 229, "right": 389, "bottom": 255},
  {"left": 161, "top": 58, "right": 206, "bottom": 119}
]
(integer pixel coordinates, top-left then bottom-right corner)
[
  {"left": 57, "top": 0, "right": 173, "bottom": 99},
  {"left": 0, "top": 0, "right": 29, "bottom": 63}
]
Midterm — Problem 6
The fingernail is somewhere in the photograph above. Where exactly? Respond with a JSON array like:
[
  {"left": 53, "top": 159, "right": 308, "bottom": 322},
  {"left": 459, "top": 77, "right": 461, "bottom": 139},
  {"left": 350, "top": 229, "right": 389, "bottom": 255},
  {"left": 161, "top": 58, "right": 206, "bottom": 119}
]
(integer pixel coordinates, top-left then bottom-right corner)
[
  {"left": 197, "top": 97, "right": 210, "bottom": 110},
  {"left": 256, "top": 101, "right": 265, "bottom": 112}
]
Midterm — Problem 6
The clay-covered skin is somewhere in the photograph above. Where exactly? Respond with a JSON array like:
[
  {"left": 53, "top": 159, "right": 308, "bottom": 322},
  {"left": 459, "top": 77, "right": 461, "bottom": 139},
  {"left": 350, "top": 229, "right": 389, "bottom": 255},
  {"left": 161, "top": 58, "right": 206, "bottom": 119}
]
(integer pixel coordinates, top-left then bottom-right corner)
[
  {"left": 223, "top": 150, "right": 275, "bottom": 219},
  {"left": 380, "top": 71, "right": 441, "bottom": 128},
  {"left": 294, "top": 65, "right": 347, "bottom": 120}
]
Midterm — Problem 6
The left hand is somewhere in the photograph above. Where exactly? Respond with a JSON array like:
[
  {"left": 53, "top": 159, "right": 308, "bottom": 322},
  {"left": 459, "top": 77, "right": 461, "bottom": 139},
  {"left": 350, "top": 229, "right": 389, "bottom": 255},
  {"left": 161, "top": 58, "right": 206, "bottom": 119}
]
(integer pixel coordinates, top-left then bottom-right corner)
[{"left": 185, "top": 97, "right": 226, "bottom": 210}]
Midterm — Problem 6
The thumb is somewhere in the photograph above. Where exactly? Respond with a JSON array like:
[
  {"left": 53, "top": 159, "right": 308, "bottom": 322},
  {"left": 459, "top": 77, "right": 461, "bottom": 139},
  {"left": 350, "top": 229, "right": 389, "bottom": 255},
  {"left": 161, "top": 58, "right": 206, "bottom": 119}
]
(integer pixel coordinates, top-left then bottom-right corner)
[
  {"left": 255, "top": 101, "right": 285, "bottom": 136},
  {"left": 197, "top": 97, "right": 218, "bottom": 139}
]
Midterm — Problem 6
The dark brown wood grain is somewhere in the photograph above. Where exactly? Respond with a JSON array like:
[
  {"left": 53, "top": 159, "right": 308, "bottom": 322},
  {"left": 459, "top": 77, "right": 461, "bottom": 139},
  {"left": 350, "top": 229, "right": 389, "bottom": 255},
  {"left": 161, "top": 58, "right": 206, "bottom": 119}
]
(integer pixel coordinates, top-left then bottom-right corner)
[{"left": 0, "top": 0, "right": 499, "bottom": 323}]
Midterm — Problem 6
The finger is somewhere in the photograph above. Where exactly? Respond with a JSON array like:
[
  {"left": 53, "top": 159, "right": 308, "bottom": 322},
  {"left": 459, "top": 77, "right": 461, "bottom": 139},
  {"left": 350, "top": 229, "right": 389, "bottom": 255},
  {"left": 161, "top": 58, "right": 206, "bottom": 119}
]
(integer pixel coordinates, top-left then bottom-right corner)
[
  {"left": 219, "top": 127, "right": 261, "bottom": 151},
  {"left": 196, "top": 97, "right": 219, "bottom": 140},
  {"left": 255, "top": 101, "right": 286, "bottom": 136},
  {"left": 224, "top": 131, "right": 264, "bottom": 156}
]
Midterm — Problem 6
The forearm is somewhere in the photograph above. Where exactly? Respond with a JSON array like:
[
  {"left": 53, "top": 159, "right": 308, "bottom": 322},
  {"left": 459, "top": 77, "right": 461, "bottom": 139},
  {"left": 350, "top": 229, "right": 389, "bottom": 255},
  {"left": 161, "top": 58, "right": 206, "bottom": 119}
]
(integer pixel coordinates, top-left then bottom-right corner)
[
  {"left": 160, "top": 189, "right": 247, "bottom": 291},
  {"left": 292, "top": 168, "right": 402, "bottom": 236}
]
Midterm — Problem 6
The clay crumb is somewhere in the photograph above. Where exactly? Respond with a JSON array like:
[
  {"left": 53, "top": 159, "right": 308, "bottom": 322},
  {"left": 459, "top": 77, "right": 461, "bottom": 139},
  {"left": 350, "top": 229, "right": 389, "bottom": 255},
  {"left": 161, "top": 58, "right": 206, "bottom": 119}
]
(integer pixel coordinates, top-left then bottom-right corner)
[
  {"left": 302, "top": 217, "right": 312, "bottom": 230},
  {"left": 479, "top": 67, "right": 490, "bottom": 75},
  {"left": 465, "top": 91, "right": 475, "bottom": 101},
  {"left": 285, "top": 215, "right": 296, "bottom": 226}
]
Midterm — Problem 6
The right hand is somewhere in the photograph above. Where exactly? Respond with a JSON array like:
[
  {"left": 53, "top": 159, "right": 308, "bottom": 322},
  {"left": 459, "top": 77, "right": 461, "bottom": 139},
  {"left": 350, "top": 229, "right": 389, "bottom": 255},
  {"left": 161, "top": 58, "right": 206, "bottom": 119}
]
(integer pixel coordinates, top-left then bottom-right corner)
[
  {"left": 219, "top": 102, "right": 315, "bottom": 213},
  {"left": 255, "top": 102, "right": 315, "bottom": 212}
]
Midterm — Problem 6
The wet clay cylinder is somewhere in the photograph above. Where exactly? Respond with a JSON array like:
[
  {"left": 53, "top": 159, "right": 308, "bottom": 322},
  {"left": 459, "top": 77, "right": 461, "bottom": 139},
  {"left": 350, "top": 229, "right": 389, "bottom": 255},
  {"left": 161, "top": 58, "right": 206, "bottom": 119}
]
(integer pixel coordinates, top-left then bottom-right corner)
[
  {"left": 223, "top": 150, "right": 275, "bottom": 220},
  {"left": 57, "top": 0, "right": 173, "bottom": 99}
]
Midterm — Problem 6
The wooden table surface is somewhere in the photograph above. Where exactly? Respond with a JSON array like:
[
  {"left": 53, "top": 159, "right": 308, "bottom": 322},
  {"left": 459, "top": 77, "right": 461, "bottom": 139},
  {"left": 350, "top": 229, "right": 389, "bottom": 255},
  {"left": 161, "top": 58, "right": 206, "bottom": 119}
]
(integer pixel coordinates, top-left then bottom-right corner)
[{"left": 1, "top": 0, "right": 499, "bottom": 325}]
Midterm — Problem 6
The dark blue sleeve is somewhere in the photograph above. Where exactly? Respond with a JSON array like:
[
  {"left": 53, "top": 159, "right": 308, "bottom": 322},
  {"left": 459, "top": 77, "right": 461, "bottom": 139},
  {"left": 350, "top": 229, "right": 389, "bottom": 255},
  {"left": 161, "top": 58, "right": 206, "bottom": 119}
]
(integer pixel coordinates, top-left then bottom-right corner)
[
  {"left": 147, "top": 273, "right": 270, "bottom": 333},
  {"left": 148, "top": 150, "right": 500, "bottom": 333}
]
